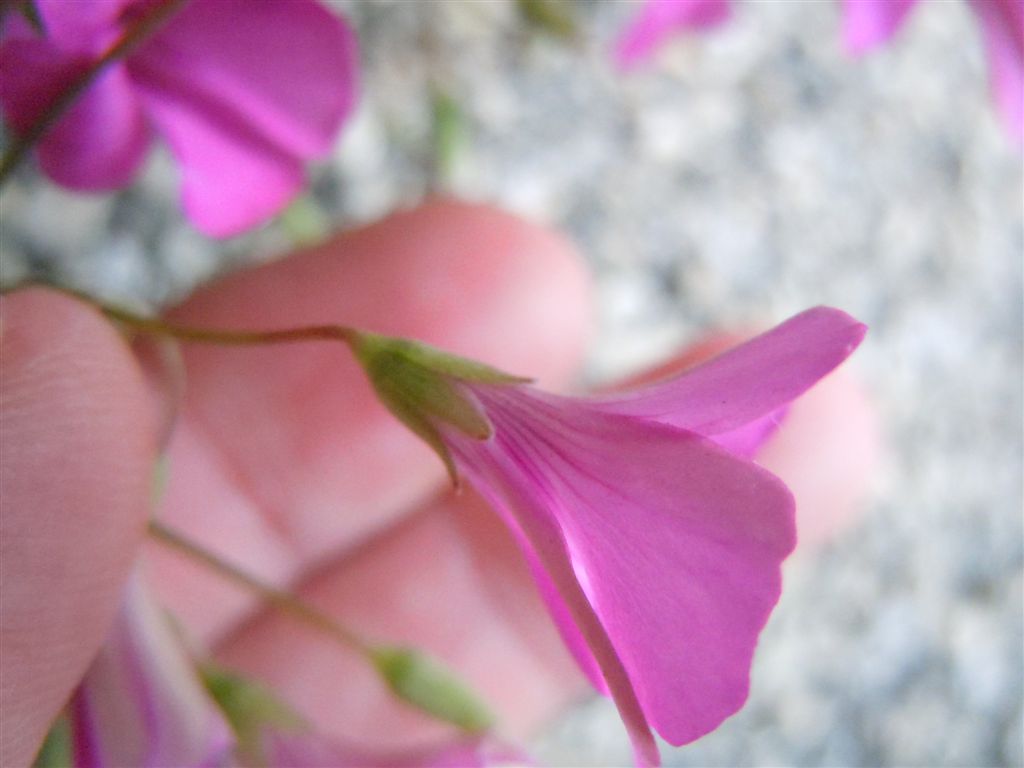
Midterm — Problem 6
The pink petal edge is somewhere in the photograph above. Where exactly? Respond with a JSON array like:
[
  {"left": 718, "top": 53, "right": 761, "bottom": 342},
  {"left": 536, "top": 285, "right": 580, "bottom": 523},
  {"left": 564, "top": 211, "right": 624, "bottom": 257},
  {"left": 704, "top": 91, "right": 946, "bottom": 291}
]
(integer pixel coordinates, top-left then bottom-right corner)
[
  {"left": 614, "top": 0, "right": 731, "bottom": 70},
  {"left": 968, "top": 0, "right": 1024, "bottom": 141},
  {"left": 130, "top": 0, "right": 358, "bottom": 158},
  {"left": 591, "top": 306, "right": 868, "bottom": 440},
  {"left": 841, "top": 0, "right": 920, "bottom": 56},
  {"left": 70, "top": 571, "right": 233, "bottom": 768},
  {"left": 124, "top": 0, "right": 358, "bottom": 236},
  {"left": 0, "top": 38, "right": 150, "bottom": 190}
]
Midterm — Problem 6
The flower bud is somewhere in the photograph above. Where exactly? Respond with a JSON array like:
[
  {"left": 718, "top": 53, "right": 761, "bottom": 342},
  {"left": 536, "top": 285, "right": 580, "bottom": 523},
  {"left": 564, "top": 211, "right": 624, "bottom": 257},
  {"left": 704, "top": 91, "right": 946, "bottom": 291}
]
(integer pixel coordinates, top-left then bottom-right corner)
[
  {"left": 371, "top": 645, "right": 494, "bottom": 733},
  {"left": 350, "top": 331, "right": 527, "bottom": 484}
]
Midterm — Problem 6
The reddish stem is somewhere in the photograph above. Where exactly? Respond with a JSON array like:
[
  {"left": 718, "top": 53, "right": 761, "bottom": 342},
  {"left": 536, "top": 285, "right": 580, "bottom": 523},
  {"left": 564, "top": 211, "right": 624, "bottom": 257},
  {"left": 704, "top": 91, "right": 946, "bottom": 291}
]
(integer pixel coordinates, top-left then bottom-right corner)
[{"left": 0, "top": 0, "right": 190, "bottom": 186}]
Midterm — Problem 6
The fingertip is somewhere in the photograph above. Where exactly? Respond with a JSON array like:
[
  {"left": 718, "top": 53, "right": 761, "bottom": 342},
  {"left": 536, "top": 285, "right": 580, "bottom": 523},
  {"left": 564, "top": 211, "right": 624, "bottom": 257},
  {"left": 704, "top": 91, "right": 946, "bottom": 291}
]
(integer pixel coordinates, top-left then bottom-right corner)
[
  {"left": 758, "top": 366, "right": 881, "bottom": 551},
  {"left": 0, "top": 288, "right": 159, "bottom": 766}
]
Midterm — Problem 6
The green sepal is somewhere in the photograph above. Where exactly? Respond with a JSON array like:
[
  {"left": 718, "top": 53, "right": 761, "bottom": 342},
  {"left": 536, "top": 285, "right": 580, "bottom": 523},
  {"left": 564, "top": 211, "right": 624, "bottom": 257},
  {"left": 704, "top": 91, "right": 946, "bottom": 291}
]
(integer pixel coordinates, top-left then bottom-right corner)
[
  {"left": 430, "top": 86, "right": 466, "bottom": 185},
  {"left": 32, "top": 714, "right": 71, "bottom": 768},
  {"left": 371, "top": 646, "right": 494, "bottom": 734},
  {"left": 279, "top": 194, "right": 330, "bottom": 247},
  {"left": 351, "top": 332, "right": 529, "bottom": 485},
  {"left": 201, "top": 663, "right": 307, "bottom": 767},
  {"left": 354, "top": 333, "right": 529, "bottom": 386}
]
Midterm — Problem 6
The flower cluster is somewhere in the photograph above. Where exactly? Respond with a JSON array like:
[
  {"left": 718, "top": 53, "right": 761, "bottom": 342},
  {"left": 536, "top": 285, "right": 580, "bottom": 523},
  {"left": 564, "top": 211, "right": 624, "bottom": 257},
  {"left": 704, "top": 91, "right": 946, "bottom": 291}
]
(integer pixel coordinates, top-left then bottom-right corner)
[
  {"left": 616, "top": 0, "right": 1023, "bottom": 141},
  {"left": 0, "top": 0, "right": 358, "bottom": 235}
]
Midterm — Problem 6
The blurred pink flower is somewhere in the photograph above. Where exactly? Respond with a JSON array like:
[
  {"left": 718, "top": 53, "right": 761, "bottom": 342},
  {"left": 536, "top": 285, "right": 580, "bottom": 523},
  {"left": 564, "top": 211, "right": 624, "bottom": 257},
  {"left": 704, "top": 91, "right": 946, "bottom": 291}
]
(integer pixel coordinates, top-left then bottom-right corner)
[
  {"left": 842, "top": 0, "right": 1023, "bottom": 139},
  {"left": 616, "top": 0, "right": 1022, "bottom": 141},
  {"left": 358, "top": 307, "right": 866, "bottom": 767},
  {"left": 0, "top": 0, "right": 358, "bottom": 236},
  {"left": 841, "top": 0, "right": 920, "bottom": 54},
  {"left": 966, "top": 0, "right": 1024, "bottom": 140},
  {"left": 69, "top": 570, "right": 233, "bottom": 767},
  {"left": 613, "top": 0, "right": 730, "bottom": 69}
]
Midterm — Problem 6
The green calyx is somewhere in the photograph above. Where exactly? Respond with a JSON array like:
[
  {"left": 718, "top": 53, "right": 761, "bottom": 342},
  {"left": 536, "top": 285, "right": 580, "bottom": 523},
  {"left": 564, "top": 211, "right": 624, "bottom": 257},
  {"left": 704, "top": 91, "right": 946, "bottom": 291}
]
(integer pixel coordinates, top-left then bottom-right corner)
[
  {"left": 351, "top": 332, "right": 529, "bottom": 484},
  {"left": 202, "top": 663, "right": 307, "bottom": 767},
  {"left": 371, "top": 646, "right": 494, "bottom": 733}
]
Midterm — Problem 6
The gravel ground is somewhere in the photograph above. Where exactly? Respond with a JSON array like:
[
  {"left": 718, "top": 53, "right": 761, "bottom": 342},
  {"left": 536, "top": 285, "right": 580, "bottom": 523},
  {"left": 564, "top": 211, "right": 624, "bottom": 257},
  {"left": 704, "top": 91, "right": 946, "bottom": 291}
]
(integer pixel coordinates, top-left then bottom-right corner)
[{"left": 1, "top": 1, "right": 1021, "bottom": 766}]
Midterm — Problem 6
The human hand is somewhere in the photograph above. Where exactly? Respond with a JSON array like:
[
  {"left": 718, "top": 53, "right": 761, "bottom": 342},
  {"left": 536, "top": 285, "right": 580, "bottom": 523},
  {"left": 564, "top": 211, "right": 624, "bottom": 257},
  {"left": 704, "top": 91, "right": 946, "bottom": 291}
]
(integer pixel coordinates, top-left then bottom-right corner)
[
  {"left": 0, "top": 198, "right": 592, "bottom": 765},
  {"left": 0, "top": 199, "right": 876, "bottom": 765}
]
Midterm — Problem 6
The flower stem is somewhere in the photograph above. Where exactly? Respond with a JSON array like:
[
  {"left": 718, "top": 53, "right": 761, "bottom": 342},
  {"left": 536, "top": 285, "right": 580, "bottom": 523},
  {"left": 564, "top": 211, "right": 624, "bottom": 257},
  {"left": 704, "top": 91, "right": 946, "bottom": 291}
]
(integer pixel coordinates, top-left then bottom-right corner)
[
  {"left": 147, "top": 520, "right": 496, "bottom": 733},
  {"left": 101, "top": 302, "right": 359, "bottom": 348},
  {"left": 0, "top": 0, "right": 190, "bottom": 186},
  {"left": 147, "top": 519, "right": 373, "bottom": 657}
]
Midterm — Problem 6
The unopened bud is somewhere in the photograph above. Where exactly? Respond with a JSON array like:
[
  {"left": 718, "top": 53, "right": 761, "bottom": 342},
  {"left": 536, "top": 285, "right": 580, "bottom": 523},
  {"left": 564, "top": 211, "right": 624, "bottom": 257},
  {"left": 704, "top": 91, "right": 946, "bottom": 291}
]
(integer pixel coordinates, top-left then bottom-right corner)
[{"left": 371, "top": 646, "right": 494, "bottom": 733}]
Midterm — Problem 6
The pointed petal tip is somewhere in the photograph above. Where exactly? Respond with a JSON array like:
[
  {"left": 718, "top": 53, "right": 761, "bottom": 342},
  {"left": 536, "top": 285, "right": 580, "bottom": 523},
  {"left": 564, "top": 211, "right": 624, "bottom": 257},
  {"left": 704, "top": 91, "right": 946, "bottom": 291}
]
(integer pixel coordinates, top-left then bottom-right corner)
[
  {"left": 797, "top": 305, "right": 869, "bottom": 348},
  {"left": 842, "top": 30, "right": 883, "bottom": 58},
  {"left": 840, "top": 0, "right": 919, "bottom": 58}
]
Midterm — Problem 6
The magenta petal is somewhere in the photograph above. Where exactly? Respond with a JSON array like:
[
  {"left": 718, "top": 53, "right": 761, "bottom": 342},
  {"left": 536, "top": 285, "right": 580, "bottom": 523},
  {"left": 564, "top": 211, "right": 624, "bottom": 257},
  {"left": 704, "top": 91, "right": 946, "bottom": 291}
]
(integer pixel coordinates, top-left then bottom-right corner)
[
  {"left": 841, "top": 0, "right": 920, "bottom": 56},
  {"left": 35, "top": 0, "right": 131, "bottom": 50},
  {"left": 710, "top": 407, "right": 789, "bottom": 458},
  {"left": 131, "top": 69, "right": 305, "bottom": 236},
  {"left": 968, "top": 0, "right": 1024, "bottom": 141},
  {"left": 352, "top": 306, "right": 865, "bottom": 765},
  {"left": 457, "top": 436, "right": 661, "bottom": 767},
  {"left": 131, "top": 0, "right": 358, "bottom": 158},
  {"left": 0, "top": 38, "right": 149, "bottom": 189},
  {"left": 125, "top": 0, "right": 358, "bottom": 236},
  {"left": 591, "top": 307, "right": 867, "bottom": 439},
  {"left": 454, "top": 388, "right": 796, "bottom": 756},
  {"left": 613, "top": 0, "right": 731, "bottom": 70},
  {"left": 505, "top": 518, "right": 610, "bottom": 694},
  {"left": 37, "top": 65, "right": 150, "bottom": 190},
  {"left": 0, "top": 37, "right": 84, "bottom": 132},
  {"left": 70, "top": 571, "right": 233, "bottom": 768}
]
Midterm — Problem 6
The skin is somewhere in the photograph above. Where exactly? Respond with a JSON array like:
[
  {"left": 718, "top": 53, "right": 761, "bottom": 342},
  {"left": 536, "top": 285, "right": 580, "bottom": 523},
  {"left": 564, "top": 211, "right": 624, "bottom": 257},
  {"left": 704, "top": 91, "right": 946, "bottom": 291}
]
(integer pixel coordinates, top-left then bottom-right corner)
[{"left": 0, "top": 199, "right": 877, "bottom": 765}]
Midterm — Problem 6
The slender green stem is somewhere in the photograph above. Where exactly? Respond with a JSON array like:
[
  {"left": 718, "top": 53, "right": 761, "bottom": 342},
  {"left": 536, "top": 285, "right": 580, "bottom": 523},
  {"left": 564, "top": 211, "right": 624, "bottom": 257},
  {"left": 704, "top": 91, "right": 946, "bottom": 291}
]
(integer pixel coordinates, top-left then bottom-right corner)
[
  {"left": 6, "top": 283, "right": 362, "bottom": 348},
  {"left": 0, "top": 0, "right": 190, "bottom": 186},
  {"left": 147, "top": 519, "right": 373, "bottom": 657},
  {"left": 102, "top": 303, "right": 359, "bottom": 348},
  {"left": 148, "top": 520, "right": 495, "bottom": 733}
]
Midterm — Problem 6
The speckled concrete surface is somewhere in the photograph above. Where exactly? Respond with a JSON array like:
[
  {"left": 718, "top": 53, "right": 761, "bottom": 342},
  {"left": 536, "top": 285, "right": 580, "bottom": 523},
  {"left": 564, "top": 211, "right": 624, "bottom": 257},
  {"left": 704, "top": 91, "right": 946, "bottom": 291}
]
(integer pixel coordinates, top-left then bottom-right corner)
[{"left": 1, "top": 2, "right": 1021, "bottom": 766}]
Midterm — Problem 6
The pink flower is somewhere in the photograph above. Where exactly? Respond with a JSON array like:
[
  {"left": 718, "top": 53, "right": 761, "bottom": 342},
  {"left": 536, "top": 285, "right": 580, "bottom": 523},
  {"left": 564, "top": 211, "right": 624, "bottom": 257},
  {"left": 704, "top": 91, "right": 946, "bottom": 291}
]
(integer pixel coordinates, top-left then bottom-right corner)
[
  {"left": 966, "top": 0, "right": 1024, "bottom": 140},
  {"left": 69, "top": 570, "right": 233, "bottom": 767},
  {"left": 0, "top": 0, "right": 358, "bottom": 236},
  {"left": 613, "top": 0, "right": 730, "bottom": 70},
  {"left": 615, "top": 0, "right": 1023, "bottom": 141},
  {"left": 353, "top": 307, "right": 867, "bottom": 767},
  {"left": 841, "top": 0, "right": 920, "bottom": 55},
  {"left": 842, "top": 1, "right": 1023, "bottom": 139}
]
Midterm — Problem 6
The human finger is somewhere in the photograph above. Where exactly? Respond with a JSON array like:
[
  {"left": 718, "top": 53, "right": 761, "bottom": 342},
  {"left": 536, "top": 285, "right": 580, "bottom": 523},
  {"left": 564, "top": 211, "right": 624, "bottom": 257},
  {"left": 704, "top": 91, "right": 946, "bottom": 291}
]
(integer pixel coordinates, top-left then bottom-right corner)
[
  {"left": 147, "top": 198, "right": 593, "bottom": 643},
  {"left": 0, "top": 289, "right": 158, "bottom": 767}
]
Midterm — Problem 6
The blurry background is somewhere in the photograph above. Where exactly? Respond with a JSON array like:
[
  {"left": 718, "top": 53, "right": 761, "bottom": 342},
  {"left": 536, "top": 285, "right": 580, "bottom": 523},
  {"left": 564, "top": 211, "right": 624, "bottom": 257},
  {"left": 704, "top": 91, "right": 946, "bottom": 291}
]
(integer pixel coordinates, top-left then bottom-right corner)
[{"left": 1, "top": 1, "right": 1021, "bottom": 765}]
